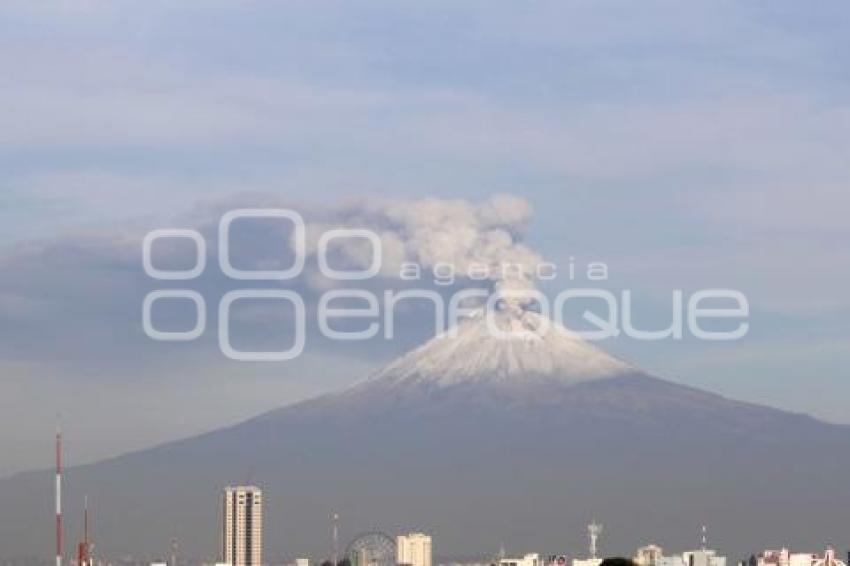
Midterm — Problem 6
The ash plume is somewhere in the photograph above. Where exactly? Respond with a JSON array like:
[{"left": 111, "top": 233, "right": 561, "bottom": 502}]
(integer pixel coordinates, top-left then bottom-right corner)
[{"left": 300, "top": 194, "right": 543, "bottom": 299}]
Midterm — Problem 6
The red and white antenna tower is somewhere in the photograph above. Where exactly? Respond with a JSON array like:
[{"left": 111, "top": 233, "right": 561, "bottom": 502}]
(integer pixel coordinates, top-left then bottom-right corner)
[
  {"left": 56, "top": 430, "right": 63, "bottom": 566},
  {"left": 77, "top": 496, "right": 91, "bottom": 566}
]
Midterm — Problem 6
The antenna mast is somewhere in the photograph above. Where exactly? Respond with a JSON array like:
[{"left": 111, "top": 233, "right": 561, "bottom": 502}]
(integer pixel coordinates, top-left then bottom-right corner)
[
  {"left": 332, "top": 512, "right": 339, "bottom": 566},
  {"left": 588, "top": 521, "right": 603, "bottom": 560}
]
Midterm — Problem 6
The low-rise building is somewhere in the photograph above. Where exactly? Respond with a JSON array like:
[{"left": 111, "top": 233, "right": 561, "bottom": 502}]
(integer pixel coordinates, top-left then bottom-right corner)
[
  {"left": 397, "top": 532, "right": 433, "bottom": 566},
  {"left": 758, "top": 547, "right": 845, "bottom": 566},
  {"left": 683, "top": 549, "right": 726, "bottom": 566},
  {"left": 635, "top": 545, "right": 665, "bottom": 566},
  {"left": 501, "top": 553, "right": 541, "bottom": 566}
]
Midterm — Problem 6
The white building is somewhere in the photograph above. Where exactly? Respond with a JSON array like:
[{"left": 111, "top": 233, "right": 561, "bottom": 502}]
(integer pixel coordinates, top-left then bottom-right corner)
[
  {"left": 632, "top": 544, "right": 705, "bottom": 566},
  {"left": 759, "top": 548, "right": 846, "bottom": 566},
  {"left": 683, "top": 549, "right": 726, "bottom": 566},
  {"left": 397, "top": 533, "right": 433, "bottom": 566},
  {"left": 636, "top": 545, "right": 665, "bottom": 566},
  {"left": 814, "top": 549, "right": 846, "bottom": 566},
  {"left": 501, "top": 553, "right": 541, "bottom": 566},
  {"left": 222, "top": 486, "right": 263, "bottom": 566},
  {"left": 295, "top": 558, "right": 310, "bottom": 566},
  {"left": 760, "top": 548, "right": 815, "bottom": 566},
  {"left": 573, "top": 559, "right": 602, "bottom": 566}
]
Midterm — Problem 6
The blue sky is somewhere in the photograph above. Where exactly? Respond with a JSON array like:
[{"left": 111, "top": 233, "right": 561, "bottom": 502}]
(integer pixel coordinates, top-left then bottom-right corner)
[{"left": 1, "top": 0, "right": 849, "bottom": 476}]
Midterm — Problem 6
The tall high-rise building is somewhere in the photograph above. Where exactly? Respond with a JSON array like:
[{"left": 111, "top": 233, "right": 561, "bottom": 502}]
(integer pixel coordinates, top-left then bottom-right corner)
[
  {"left": 396, "top": 533, "right": 432, "bottom": 566},
  {"left": 222, "top": 486, "right": 263, "bottom": 566}
]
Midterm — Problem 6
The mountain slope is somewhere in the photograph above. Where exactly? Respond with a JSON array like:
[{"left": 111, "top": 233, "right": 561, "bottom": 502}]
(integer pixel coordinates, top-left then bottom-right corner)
[{"left": 1, "top": 313, "right": 849, "bottom": 561}]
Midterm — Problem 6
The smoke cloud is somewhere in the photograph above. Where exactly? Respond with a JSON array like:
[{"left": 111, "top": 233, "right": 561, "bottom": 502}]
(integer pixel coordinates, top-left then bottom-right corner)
[{"left": 300, "top": 194, "right": 543, "bottom": 297}]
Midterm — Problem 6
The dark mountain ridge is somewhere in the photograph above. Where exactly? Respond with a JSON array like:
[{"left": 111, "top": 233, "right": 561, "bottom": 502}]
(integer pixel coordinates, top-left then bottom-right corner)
[{"left": 2, "top": 312, "right": 848, "bottom": 561}]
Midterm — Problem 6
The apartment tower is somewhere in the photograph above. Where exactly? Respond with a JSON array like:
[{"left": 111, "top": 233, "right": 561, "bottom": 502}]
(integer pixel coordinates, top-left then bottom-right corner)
[{"left": 222, "top": 486, "right": 263, "bottom": 566}]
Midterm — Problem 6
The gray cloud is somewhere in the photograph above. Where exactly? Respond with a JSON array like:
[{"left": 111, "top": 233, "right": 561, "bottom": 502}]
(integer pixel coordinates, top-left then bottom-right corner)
[{"left": 0, "top": 194, "right": 546, "bottom": 368}]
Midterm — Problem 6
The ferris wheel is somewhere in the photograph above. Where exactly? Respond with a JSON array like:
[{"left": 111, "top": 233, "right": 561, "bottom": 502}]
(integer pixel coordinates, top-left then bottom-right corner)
[{"left": 346, "top": 532, "right": 397, "bottom": 566}]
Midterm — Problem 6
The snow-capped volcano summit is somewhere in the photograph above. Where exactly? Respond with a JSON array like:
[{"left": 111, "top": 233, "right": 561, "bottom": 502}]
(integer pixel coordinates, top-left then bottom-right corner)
[{"left": 368, "top": 307, "right": 631, "bottom": 388}]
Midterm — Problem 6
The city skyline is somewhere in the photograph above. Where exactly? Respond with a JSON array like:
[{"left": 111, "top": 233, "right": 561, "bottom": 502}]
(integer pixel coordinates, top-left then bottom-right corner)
[{"left": 26, "top": 458, "right": 850, "bottom": 566}]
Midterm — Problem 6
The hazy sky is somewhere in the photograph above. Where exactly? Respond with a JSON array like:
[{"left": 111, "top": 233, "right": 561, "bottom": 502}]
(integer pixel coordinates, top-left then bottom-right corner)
[{"left": 1, "top": 0, "right": 849, "bottom": 477}]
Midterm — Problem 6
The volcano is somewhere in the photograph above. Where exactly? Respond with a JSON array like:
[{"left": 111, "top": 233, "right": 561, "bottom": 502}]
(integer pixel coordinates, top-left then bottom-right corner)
[{"left": 2, "top": 310, "right": 850, "bottom": 562}]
